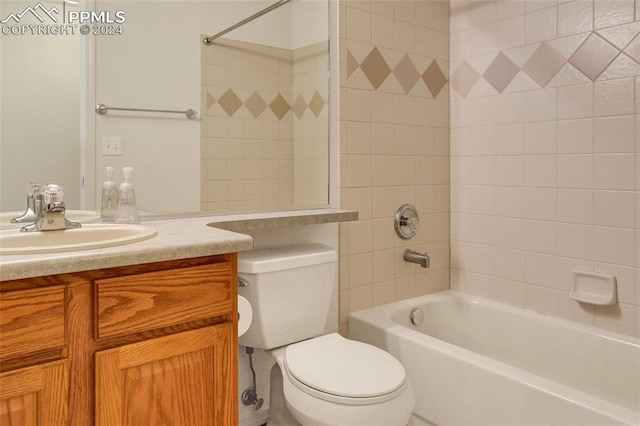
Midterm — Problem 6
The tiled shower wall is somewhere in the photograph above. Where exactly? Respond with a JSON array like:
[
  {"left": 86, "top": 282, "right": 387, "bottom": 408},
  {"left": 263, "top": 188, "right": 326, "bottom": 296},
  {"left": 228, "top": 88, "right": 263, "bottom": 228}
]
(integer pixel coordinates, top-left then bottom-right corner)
[
  {"left": 293, "top": 43, "right": 331, "bottom": 206},
  {"left": 201, "top": 39, "right": 328, "bottom": 212},
  {"left": 450, "top": 0, "right": 640, "bottom": 337},
  {"left": 339, "top": 0, "right": 451, "bottom": 333}
]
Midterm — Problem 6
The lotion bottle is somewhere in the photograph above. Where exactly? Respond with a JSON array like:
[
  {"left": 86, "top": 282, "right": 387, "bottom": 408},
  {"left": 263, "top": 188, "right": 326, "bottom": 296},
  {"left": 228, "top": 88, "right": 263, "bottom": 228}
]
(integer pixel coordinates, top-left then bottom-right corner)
[
  {"left": 114, "top": 166, "right": 140, "bottom": 224},
  {"left": 100, "top": 166, "right": 119, "bottom": 221}
]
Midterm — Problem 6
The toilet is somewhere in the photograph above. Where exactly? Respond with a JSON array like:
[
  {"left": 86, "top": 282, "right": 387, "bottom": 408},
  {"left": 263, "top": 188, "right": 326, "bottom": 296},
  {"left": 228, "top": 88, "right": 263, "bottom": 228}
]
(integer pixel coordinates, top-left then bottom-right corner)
[{"left": 238, "top": 244, "right": 414, "bottom": 426}]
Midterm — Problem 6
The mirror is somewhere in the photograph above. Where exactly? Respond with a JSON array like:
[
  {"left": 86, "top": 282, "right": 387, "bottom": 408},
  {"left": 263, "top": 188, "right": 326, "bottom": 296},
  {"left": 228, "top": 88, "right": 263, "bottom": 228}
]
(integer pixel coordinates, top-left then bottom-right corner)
[
  {"left": 1, "top": 0, "right": 83, "bottom": 212},
  {"left": 1, "top": 0, "right": 329, "bottom": 217}
]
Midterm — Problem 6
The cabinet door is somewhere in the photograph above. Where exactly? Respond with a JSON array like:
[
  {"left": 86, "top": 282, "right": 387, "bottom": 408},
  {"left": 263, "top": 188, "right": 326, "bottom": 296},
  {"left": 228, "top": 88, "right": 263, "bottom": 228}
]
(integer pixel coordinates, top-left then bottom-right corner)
[
  {"left": 0, "top": 360, "right": 68, "bottom": 426},
  {"left": 95, "top": 324, "right": 236, "bottom": 426}
]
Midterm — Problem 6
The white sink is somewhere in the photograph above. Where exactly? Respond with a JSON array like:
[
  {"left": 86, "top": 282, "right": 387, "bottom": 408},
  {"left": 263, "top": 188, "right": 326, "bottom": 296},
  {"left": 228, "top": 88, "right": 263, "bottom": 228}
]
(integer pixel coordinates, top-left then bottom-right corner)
[
  {"left": 0, "top": 210, "right": 101, "bottom": 228},
  {"left": 0, "top": 223, "right": 157, "bottom": 255}
]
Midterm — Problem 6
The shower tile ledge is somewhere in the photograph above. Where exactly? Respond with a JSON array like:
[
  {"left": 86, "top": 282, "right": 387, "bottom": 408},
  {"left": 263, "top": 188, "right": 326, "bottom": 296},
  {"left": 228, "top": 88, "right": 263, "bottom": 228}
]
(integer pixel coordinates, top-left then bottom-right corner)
[
  {"left": 0, "top": 208, "right": 357, "bottom": 282},
  {"left": 206, "top": 208, "right": 358, "bottom": 231}
]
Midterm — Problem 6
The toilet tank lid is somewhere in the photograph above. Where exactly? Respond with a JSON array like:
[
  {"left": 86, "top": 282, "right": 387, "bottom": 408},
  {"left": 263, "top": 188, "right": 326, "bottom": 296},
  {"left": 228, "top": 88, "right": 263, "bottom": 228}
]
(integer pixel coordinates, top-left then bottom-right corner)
[{"left": 238, "top": 244, "right": 337, "bottom": 274}]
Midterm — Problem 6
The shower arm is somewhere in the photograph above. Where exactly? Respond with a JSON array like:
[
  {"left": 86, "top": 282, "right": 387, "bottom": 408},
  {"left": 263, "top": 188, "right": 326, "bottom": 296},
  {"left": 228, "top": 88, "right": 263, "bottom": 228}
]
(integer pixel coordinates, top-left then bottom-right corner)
[{"left": 203, "top": 0, "right": 292, "bottom": 45}]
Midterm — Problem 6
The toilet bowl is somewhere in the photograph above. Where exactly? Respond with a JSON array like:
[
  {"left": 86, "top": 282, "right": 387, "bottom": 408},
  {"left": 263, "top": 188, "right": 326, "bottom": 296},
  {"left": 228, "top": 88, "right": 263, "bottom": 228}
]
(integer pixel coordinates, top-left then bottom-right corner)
[
  {"left": 238, "top": 244, "right": 415, "bottom": 426},
  {"left": 269, "top": 334, "right": 414, "bottom": 426}
]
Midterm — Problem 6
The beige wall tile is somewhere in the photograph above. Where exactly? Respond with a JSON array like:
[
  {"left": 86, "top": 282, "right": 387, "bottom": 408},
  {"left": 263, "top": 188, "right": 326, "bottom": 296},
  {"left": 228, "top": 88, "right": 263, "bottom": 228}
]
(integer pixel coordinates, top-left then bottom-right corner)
[
  {"left": 594, "top": 154, "right": 635, "bottom": 190},
  {"left": 558, "top": 0, "right": 593, "bottom": 36},
  {"left": 347, "top": 121, "right": 373, "bottom": 154},
  {"left": 372, "top": 186, "right": 397, "bottom": 218},
  {"left": 557, "top": 119, "right": 593, "bottom": 154},
  {"left": 348, "top": 251, "right": 374, "bottom": 288},
  {"left": 373, "top": 218, "right": 396, "bottom": 250},
  {"left": 373, "top": 280, "right": 396, "bottom": 306},
  {"left": 373, "top": 249, "right": 396, "bottom": 283},
  {"left": 346, "top": 6, "right": 371, "bottom": 44},
  {"left": 594, "top": 0, "right": 635, "bottom": 29},
  {"left": 347, "top": 88, "right": 372, "bottom": 121},
  {"left": 594, "top": 116, "right": 635, "bottom": 153},
  {"left": 594, "top": 226, "right": 636, "bottom": 266},
  {"left": 347, "top": 155, "right": 373, "bottom": 187},
  {"left": 349, "top": 285, "right": 373, "bottom": 313},
  {"left": 372, "top": 14, "right": 394, "bottom": 49},
  {"left": 557, "top": 189, "right": 594, "bottom": 224},
  {"left": 372, "top": 155, "right": 395, "bottom": 186},
  {"left": 557, "top": 223, "right": 594, "bottom": 260},
  {"left": 525, "top": 6, "right": 557, "bottom": 44},
  {"left": 346, "top": 188, "right": 373, "bottom": 220},
  {"left": 594, "top": 78, "right": 635, "bottom": 117},
  {"left": 348, "top": 220, "right": 373, "bottom": 254},
  {"left": 372, "top": 123, "right": 395, "bottom": 154},
  {"left": 340, "top": 0, "right": 450, "bottom": 324}
]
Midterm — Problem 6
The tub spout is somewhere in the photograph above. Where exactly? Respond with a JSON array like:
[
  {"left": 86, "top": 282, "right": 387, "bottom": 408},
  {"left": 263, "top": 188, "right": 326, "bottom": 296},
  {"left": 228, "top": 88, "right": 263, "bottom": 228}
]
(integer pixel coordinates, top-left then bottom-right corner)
[{"left": 404, "top": 249, "right": 430, "bottom": 268}]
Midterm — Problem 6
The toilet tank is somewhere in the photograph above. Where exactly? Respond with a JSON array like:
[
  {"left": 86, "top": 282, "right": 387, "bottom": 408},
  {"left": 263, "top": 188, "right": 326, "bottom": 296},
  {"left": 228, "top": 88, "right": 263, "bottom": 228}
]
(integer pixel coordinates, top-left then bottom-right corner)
[{"left": 238, "top": 244, "right": 337, "bottom": 350}]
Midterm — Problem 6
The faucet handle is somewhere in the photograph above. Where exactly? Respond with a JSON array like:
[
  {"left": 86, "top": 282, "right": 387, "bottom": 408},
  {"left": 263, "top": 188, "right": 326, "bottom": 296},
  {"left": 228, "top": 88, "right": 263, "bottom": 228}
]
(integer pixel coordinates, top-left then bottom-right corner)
[
  {"left": 26, "top": 182, "right": 43, "bottom": 195},
  {"left": 11, "top": 182, "right": 44, "bottom": 224},
  {"left": 395, "top": 204, "right": 420, "bottom": 239},
  {"left": 43, "top": 184, "right": 65, "bottom": 204}
]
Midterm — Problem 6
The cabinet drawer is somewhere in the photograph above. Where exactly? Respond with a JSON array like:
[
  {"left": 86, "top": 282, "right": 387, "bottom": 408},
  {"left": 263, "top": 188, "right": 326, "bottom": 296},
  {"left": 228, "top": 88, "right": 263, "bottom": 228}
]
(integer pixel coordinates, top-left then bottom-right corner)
[
  {"left": 0, "top": 286, "right": 66, "bottom": 361},
  {"left": 95, "top": 262, "right": 233, "bottom": 340}
]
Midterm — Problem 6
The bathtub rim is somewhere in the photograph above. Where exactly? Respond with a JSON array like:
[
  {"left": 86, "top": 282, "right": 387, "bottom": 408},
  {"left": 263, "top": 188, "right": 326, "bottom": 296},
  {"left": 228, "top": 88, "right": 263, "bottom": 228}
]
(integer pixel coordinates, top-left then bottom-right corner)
[
  {"left": 348, "top": 290, "right": 640, "bottom": 426},
  {"left": 350, "top": 290, "right": 640, "bottom": 348}
]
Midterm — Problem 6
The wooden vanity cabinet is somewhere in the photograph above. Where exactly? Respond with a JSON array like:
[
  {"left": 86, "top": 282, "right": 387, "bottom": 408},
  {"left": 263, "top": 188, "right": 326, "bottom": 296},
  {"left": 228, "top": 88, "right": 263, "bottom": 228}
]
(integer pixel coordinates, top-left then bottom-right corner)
[
  {"left": 0, "top": 284, "right": 69, "bottom": 426},
  {"left": 0, "top": 360, "right": 69, "bottom": 425},
  {"left": 0, "top": 253, "right": 238, "bottom": 426}
]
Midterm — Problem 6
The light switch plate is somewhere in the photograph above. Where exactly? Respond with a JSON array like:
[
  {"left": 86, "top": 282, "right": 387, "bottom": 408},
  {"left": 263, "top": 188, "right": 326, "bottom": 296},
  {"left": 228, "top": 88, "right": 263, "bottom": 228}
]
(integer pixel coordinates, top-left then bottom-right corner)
[{"left": 102, "top": 136, "right": 122, "bottom": 156}]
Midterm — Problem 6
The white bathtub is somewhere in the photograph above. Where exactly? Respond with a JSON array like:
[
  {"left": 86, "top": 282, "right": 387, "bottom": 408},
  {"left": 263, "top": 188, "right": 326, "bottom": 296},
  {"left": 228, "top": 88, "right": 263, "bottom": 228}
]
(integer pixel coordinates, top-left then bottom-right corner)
[{"left": 349, "top": 291, "right": 640, "bottom": 426}]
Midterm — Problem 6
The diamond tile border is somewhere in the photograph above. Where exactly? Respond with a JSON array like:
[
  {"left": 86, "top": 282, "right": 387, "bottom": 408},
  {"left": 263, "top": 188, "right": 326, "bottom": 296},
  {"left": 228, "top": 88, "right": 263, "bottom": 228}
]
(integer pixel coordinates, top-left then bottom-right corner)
[
  {"left": 202, "top": 37, "right": 328, "bottom": 120},
  {"left": 522, "top": 43, "right": 566, "bottom": 88},
  {"left": 394, "top": 54, "right": 421, "bottom": 94},
  {"left": 483, "top": 52, "right": 520, "bottom": 93},
  {"left": 451, "top": 60, "right": 480, "bottom": 98},
  {"left": 423, "top": 61, "right": 448, "bottom": 98},
  {"left": 347, "top": 46, "right": 449, "bottom": 98},
  {"left": 206, "top": 89, "right": 326, "bottom": 121},
  {"left": 360, "top": 47, "right": 392, "bottom": 90},
  {"left": 217, "top": 89, "right": 243, "bottom": 116},
  {"left": 569, "top": 33, "right": 620, "bottom": 81},
  {"left": 441, "top": 30, "right": 638, "bottom": 99}
]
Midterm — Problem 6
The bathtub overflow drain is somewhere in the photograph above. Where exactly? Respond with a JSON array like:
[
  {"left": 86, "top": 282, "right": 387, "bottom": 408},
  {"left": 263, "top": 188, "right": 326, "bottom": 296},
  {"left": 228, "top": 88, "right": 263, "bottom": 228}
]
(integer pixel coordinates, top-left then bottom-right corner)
[{"left": 410, "top": 308, "right": 424, "bottom": 326}]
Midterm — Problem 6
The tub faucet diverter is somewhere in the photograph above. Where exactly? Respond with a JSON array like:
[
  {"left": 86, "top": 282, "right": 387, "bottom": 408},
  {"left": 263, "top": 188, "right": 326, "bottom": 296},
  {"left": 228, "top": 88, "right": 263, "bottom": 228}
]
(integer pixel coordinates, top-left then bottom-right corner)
[
  {"left": 404, "top": 249, "right": 430, "bottom": 268},
  {"left": 394, "top": 204, "right": 430, "bottom": 268}
]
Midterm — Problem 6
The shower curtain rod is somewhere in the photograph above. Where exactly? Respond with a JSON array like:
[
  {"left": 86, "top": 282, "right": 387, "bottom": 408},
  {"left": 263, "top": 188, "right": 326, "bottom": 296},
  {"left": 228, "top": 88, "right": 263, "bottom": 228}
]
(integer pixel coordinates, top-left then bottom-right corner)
[{"left": 203, "top": 0, "right": 292, "bottom": 45}]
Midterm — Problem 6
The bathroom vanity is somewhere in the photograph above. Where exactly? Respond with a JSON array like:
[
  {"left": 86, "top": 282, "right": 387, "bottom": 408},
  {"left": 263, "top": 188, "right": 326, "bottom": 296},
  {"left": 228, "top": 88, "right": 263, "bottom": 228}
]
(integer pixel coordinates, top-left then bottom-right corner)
[
  {"left": 1, "top": 254, "right": 238, "bottom": 425},
  {"left": 0, "top": 210, "right": 356, "bottom": 426},
  {"left": 0, "top": 215, "right": 255, "bottom": 426}
]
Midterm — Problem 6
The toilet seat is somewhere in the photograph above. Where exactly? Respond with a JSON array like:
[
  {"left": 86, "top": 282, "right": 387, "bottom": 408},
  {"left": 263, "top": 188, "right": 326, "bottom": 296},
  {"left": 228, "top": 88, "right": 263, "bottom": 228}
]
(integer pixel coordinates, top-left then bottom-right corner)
[{"left": 283, "top": 334, "right": 409, "bottom": 405}]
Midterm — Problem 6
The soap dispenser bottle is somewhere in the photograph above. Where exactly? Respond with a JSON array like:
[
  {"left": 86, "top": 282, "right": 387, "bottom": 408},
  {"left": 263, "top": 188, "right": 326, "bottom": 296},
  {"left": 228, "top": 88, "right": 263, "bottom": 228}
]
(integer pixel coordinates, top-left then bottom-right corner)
[
  {"left": 114, "top": 167, "right": 140, "bottom": 224},
  {"left": 100, "top": 166, "right": 119, "bottom": 221}
]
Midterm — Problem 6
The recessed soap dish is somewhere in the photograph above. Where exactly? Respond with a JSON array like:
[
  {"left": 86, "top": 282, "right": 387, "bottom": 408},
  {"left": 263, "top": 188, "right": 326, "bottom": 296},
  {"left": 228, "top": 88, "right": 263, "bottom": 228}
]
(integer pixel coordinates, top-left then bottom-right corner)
[{"left": 569, "top": 271, "right": 617, "bottom": 306}]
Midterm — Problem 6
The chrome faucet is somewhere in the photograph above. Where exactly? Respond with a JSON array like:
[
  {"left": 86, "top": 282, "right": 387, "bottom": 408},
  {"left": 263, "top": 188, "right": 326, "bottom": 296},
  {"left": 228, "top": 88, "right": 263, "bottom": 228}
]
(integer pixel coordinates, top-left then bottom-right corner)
[
  {"left": 404, "top": 249, "right": 430, "bottom": 268},
  {"left": 11, "top": 182, "right": 44, "bottom": 224},
  {"left": 20, "top": 184, "right": 82, "bottom": 232}
]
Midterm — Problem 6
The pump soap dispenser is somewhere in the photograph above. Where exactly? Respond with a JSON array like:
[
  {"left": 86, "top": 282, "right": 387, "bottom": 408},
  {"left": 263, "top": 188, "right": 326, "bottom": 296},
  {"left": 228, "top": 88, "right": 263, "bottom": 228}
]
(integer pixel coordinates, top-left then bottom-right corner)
[
  {"left": 101, "top": 166, "right": 119, "bottom": 221},
  {"left": 114, "top": 166, "right": 140, "bottom": 224}
]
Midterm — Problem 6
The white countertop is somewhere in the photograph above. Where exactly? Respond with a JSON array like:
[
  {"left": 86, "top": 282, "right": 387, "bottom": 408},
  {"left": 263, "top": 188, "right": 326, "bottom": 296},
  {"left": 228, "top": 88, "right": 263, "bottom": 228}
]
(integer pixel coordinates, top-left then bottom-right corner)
[{"left": 0, "top": 208, "right": 357, "bottom": 281}]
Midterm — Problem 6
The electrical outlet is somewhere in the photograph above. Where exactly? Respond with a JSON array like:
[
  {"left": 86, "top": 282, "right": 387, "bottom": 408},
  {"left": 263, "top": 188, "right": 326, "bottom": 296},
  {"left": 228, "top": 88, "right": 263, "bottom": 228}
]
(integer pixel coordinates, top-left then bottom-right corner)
[{"left": 102, "top": 136, "right": 122, "bottom": 156}]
